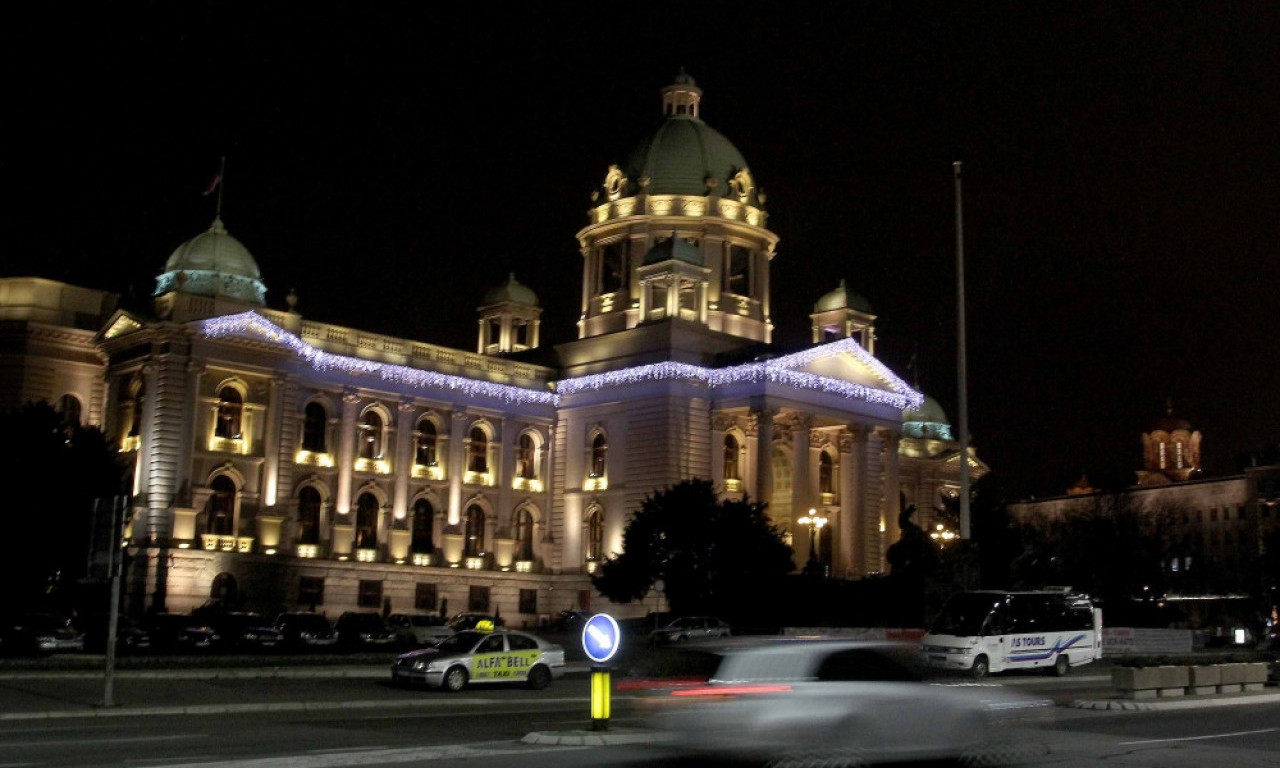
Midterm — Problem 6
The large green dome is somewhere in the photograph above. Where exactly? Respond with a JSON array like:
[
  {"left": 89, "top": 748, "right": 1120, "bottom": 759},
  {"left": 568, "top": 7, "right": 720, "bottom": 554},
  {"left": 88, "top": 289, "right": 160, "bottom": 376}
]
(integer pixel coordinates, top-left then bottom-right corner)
[
  {"left": 616, "top": 73, "right": 763, "bottom": 206},
  {"left": 155, "top": 217, "right": 266, "bottom": 305}
]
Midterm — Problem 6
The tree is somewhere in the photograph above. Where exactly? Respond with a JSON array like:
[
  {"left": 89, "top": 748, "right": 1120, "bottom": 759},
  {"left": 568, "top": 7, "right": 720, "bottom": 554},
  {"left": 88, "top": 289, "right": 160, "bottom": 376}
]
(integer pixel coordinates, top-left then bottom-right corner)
[
  {"left": 0, "top": 402, "right": 127, "bottom": 612},
  {"left": 590, "top": 479, "right": 794, "bottom": 621}
]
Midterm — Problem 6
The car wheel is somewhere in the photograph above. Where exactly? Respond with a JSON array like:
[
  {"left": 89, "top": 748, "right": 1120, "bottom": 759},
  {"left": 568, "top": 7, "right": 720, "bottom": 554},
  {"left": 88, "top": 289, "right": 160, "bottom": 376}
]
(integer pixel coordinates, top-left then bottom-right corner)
[
  {"left": 443, "top": 666, "right": 468, "bottom": 692},
  {"left": 527, "top": 664, "right": 552, "bottom": 690},
  {"left": 1053, "top": 654, "right": 1070, "bottom": 677},
  {"left": 971, "top": 655, "right": 990, "bottom": 680}
]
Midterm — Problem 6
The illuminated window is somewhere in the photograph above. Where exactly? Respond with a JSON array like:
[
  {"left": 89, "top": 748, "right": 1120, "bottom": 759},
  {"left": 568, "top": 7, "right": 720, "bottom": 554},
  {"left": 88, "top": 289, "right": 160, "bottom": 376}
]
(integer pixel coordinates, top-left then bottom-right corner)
[
  {"left": 297, "top": 486, "right": 321, "bottom": 545},
  {"left": 359, "top": 411, "right": 383, "bottom": 460},
  {"left": 412, "top": 499, "right": 434, "bottom": 554},
  {"left": 516, "top": 434, "right": 536, "bottom": 479},
  {"left": 468, "top": 427, "right": 488, "bottom": 473},
  {"left": 1175, "top": 442, "right": 1184, "bottom": 468},
  {"left": 726, "top": 245, "right": 750, "bottom": 295},
  {"left": 585, "top": 508, "right": 604, "bottom": 561},
  {"left": 215, "top": 387, "right": 243, "bottom": 439},
  {"left": 601, "top": 240, "right": 627, "bottom": 293},
  {"left": 513, "top": 508, "right": 534, "bottom": 561},
  {"left": 302, "top": 402, "right": 327, "bottom": 452},
  {"left": 819, "top": 452, "right": 834, "bottom": 495},
  {"left": 415, "top": 418, "right": 438, "bottom": 466},
  {"left": 723, "top": 435, "right": 740, "bottom": 481},
  {"left": 355, "top": 493, "right": 379, "bottom": 549},
  {"left": 590, "top": 434, "right": 607, "bottom": 478},
  {"left": 1158, "top": 442, "right": 1166, "bottom": 469},
  {"left": 207, "top": 475, "right": 236, "bottom": 536},
  {"left": 464, "top": 505, "right": 486, "bottom": 557}
]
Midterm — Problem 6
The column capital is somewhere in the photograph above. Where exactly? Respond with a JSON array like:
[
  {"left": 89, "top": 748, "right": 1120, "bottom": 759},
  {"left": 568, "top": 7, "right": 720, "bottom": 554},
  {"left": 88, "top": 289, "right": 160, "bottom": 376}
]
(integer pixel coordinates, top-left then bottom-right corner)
[{"left": 342, "top": 388, "right": 360, "bottom": 405}]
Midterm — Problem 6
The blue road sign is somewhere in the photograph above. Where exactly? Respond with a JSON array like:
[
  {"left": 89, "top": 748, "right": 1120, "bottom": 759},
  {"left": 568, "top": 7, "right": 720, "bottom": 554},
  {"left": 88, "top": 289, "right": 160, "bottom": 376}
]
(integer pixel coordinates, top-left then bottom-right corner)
[{"left": 582, "top": 613, "right": 621, "bottom": 663}]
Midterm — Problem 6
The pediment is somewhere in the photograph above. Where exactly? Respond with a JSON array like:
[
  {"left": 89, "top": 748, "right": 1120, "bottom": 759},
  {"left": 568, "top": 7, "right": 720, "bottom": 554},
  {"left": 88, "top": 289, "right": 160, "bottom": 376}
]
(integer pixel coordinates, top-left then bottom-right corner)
[
  {"left": 100, "top": 310, "right": 145, "bottom": 340},
  {"left": 770, "top": 338, "right": 920, "bottom": 407}
]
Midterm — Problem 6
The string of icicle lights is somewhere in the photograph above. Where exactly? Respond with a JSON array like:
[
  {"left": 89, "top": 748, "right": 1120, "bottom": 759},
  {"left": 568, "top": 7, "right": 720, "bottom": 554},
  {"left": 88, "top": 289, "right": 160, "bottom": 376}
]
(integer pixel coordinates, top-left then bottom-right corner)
[{"left": 201, "top": 312, "right": 922, "bottom": 410}]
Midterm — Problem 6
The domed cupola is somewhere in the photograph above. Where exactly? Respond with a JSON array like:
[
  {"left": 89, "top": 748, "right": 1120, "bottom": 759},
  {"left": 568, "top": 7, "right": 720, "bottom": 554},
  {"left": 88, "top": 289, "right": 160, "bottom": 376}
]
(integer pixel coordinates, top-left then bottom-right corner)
[
  {"left": 477, "top": 273, "right": 541, "bottom": 355},
  {"left": 902, "top": 395, "right": 953, "bottom": 440},
  {"left": 810, "top": 279, "right": 877, "bottom": 351},
  {"left": 1137, "top": 400, "right": 1202, "bottom": 485},
  {"left": 155, "top": 217, "right": 266, "bottom": 307},
  {"left": 576, "top": 72, "right": 779, "bottom": 345}
]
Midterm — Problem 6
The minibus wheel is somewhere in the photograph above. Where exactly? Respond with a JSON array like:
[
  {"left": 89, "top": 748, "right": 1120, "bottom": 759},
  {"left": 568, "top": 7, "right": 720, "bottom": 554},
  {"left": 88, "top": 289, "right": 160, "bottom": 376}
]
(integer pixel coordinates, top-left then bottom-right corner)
[{"left": 971, "top": 655, "right": 989, "bottom": 680}]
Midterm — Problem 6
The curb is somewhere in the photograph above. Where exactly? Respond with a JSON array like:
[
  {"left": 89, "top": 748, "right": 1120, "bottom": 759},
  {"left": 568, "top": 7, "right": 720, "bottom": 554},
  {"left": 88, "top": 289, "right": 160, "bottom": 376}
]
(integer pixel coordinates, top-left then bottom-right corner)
[
  {"left": 1068, "top": 691, "right": 1280, "bottom": 711},
  {"left": 521, "top": 729, "right": 665, "bottom": 746}
]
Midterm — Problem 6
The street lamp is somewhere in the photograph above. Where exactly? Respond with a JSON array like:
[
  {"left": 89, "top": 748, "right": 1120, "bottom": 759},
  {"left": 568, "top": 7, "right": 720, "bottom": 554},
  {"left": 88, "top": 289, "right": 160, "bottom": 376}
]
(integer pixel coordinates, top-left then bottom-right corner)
[{"left": 798, "top": 508, "right": 828, "bottom": 565}]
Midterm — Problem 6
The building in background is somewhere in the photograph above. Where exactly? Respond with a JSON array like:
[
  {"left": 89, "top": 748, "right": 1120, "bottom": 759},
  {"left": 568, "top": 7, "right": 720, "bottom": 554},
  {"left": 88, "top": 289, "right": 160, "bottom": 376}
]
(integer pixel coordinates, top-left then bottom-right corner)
[{"left": 0, "top": 74, "right": 980, "bottom": 621}]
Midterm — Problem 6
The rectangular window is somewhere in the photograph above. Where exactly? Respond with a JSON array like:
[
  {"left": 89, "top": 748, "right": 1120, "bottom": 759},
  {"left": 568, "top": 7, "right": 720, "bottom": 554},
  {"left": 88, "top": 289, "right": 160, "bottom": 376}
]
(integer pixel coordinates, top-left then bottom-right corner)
[
  {"left": 358, "top": 579, "right": 383, "bottom": 608},
  {"left": 519, "top": 588, "right": 537, "bottom": 615},
  {"left": 414, "top": 583, "right": 438, "bottom": 611},
  {"left": 299, "top": 576, "right": 325, "bottom": 608},
  {"left": 468, "top": 585, "right": 490, "bottom": 613}
]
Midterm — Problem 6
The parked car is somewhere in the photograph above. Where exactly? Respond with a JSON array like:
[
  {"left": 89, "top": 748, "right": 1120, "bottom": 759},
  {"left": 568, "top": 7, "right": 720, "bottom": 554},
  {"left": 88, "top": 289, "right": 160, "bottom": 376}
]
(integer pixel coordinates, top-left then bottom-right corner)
[
  {"left": 391, "top": 629, "right": 566, "bottom": 691},
  {"left": 0, "top": 613, "right": 85, "bottom": 656},
  {"left": 335, "top": 612, "right": 399, "bottom": 651},
  {"left": 548, "top": 610, "right": 592, "bottom": 634},
  {"left": 82, "top": 615, "right": 152, "bottom": 654},
  {"left": 142, "top": 613, "right": 221, "bottom": 653},
  {"left": 648, "top": 616, "right": 731, "bottom": 645},
  {"left": 387, "top": 613, "right": 454, "bottom": 647},
  {"left": 275, "top": 612, "right": 338, "bottom": 651},
  {"left": 647, "top": 639, "right": 1051, "bottom": 766},
  {"left": 446, "top": 612, "right": 506, "bottom": 632},
  {"left": 208, "top": 612, "right": 284, "bottom": 652}
]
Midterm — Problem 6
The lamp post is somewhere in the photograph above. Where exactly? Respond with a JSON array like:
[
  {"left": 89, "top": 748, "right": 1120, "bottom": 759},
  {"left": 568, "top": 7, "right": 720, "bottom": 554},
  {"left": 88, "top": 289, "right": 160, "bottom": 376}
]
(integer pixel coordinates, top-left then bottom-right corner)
[{"left": 798, "top": 508, "right": 828, "bottom": 574}]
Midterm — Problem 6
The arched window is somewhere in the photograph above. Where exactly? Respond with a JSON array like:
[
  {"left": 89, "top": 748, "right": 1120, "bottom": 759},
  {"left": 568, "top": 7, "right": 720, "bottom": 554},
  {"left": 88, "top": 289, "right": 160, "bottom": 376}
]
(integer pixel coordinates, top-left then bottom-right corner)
[
  {"left": 513, "top": 508, "right": 534, "bottom": 561},
  {"left": 297, "top": 486, "right": 321, "bottom": 545},
  {"left": 302, "top": 402, "right": 327, "bottom": 452},
  {"left": 355, "top": 492, "right": 379, "bottom": 548},
  {"left": 207, "top": 475, "right": 237, "bottom": 536},
  {"left": 415, "top": 419, "right": 438, "bottom": 466},
  {"left": 464, "top": 505, "right": 486, "bottom": 557},
  {"left": 57, "top": 394, "right": 82, "bottom": 429},
  {"left": 412, "top": 499, "right": 434, "bottom": 553},
  {"left": 215, "top": 387, "right": 243, "bottom": 439},
  {"left": 590, "top": 434, "right": 607, "bottom": 478},
  {"left": 585, "top": 509, "right": 604, "bottom": 561},
  {"left": 516, "top": 434, "right": 536, "bottom": 479},
  {"left": 359, "top": 411, "right": 383, "bottom": 460},
  {"left": 468, "top": 427, "right": 489, "bottom": 473},
  {"left": 819, "top": 452, "right": 834, "bottom": 495},
  {"left": 723, "top": 435, "right": 740, "bottom": 481}
]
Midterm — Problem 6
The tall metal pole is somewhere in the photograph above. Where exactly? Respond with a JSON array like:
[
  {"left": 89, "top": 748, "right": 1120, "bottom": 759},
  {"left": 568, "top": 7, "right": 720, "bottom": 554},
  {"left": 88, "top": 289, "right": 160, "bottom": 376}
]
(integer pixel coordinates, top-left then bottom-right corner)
[
  {"left": 102, "top": 495, "right": 125, "bottom": 708},
  {"left": 954, "top": 162, "right": 971, "bottom": 540}
]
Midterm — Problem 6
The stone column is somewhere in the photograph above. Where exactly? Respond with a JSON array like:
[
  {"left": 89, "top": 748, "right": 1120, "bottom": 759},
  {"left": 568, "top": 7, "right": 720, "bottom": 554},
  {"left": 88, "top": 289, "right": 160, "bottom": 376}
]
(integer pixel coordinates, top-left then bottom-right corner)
[
  {"left": 262, "top": 375, "right": 284, "bottom": 509},
  {"left": 750, "top": 405, "right": 776, "bottom": 508},
  {"left": 498, "top": 418, "right": 514, "bottom": 532},
  {"left": 710, "top": 413, "right": 730, "bottom": 491},
  {"left": 393, "top": 398, "right": 415, "bottom": 521},
  {"left": 448, "top": 411, "right": 468, "bottom": 525},
  {"left": 878, "top": 427, "right": 902, "bottom": 561},
  {"left": 837, "top": 428, "right": 859, "bottom": 577},
  {"left": 333, "top": 389, "right": 359, "bottom": 553},
  {"left": 790, "top": 414, "right": 813, "bottom": 562}
]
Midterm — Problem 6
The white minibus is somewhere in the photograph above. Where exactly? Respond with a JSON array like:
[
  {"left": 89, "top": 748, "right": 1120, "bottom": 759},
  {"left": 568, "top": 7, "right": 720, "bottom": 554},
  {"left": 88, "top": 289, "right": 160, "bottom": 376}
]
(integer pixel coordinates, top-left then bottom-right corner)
[{"left": 922, "top": 589, "right": 1102, "bottom": 678}]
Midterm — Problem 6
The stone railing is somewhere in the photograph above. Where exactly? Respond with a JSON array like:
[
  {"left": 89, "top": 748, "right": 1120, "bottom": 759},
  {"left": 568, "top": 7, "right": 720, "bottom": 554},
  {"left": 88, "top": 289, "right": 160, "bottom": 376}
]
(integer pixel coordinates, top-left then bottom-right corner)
[{"left": 1111, "top": 661, "right": 1269, "bottom": 700}]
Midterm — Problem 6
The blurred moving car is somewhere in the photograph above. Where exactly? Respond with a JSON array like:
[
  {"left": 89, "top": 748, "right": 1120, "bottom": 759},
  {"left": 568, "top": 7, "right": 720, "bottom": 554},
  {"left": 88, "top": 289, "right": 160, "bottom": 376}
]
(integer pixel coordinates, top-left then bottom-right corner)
[
  {"left": 209, "top": 612, "right": 284, "bottom": 652},
  {"left": 387, "top": 613, "right": 454, "bottom": 647},
  {"left": 0, "top": 613, "right": 85, "bottom": 656},
  {"left": 142, "top": 613, "right": 221, "bottom": 653},
  {"left": 647, "top": 639, "right": 1050, "bottom": 766},
  {"left": 648, "top": 616, "right": 731, "bottom": 645},
  {"left": 547, "top": 610, "right": 592, "bottom": 634},
  {"left": 335, "top": 612, "right": 399, "bottom": 651},
  {"left": 275, "top": 612, "right": 338, "bottom": 651},
  {"left": 391, "top": 628, "right": 565, "bottom": 691},
  {"left": 446, "top": 612, "right": 505, "bottom": 632}
]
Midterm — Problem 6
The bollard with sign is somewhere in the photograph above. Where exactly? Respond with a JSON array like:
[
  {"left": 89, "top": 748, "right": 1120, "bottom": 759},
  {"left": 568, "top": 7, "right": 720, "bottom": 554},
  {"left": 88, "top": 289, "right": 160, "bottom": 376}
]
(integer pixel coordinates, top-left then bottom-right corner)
[{"left": 581, "top": 613, "right": 620, "bottom": 731}]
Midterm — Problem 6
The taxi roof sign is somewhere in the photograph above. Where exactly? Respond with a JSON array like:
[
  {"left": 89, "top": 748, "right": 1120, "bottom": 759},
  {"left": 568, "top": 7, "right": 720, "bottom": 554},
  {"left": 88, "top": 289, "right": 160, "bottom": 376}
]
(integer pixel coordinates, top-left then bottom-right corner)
[
  {"left": 582, "top": 613, "right": 620, "bottom": 663},
  {"left": 475, "top": 620, "right": 496, "bottom": 633}
]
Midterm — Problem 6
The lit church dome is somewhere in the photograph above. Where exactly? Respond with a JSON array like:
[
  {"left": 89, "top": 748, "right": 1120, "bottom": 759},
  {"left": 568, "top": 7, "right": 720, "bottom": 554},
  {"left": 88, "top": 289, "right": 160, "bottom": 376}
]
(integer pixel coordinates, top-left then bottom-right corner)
[
  {"left": 618, "top": 71, "right": 762, "bottom": 205},
  {"left": 814, "top": 279, "right": 873, "bottom": 314},
  {"left": 155, "top": 217, "right": 266, "bottom": 305},
  {"left": 902, "top": 395, "right": 953, "bottom": 440},
  {"left": 481, "top": 273, "right": 539, "bottom": 308}
]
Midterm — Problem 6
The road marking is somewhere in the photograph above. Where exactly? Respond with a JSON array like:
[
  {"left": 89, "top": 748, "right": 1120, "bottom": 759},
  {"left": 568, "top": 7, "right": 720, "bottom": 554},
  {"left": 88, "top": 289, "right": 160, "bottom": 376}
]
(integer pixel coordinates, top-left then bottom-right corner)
[
  {"left": 1119, "top": 727, "right": 1279, "bottom": 745},
  {"left": 136, "top": 742, "right": 587, "bottom": 767}
]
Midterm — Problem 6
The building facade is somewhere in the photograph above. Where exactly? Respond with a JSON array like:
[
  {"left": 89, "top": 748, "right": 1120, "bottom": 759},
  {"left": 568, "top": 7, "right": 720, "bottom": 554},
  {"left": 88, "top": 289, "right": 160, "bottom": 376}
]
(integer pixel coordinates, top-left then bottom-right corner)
[{"left": 1, "top": 74, "right": 980, "bottom": 623}]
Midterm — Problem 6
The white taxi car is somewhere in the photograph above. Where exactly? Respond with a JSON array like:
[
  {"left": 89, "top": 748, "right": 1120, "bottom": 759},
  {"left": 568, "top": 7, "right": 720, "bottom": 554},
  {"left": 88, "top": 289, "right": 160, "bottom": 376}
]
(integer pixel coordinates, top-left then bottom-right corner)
[{"left": 391, "top": 627, "right": 566, "bottom": 691}]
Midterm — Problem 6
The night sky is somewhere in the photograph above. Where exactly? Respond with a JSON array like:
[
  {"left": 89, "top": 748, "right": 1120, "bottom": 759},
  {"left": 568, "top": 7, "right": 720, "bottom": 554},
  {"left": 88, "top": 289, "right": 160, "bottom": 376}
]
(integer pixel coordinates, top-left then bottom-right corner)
[{"left": 6, "top": 2, "right": 1277, "bottom": 500}]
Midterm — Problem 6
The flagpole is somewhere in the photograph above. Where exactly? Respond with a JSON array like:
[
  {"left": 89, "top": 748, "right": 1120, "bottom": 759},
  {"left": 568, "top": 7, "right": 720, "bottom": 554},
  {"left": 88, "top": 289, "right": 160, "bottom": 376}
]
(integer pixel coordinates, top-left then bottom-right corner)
[
  {"left": 215, "top": 156, "right": 226, "bottom": 219},
  {"left": 954, "top": 161, "right": 971, "bottom": 540}
]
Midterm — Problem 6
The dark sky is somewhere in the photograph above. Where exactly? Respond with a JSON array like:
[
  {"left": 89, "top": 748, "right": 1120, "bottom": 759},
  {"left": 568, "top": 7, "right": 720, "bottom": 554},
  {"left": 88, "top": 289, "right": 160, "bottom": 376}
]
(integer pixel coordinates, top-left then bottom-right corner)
[{"left": 6, "top": 2, "right": 1277, "bottom": 500}]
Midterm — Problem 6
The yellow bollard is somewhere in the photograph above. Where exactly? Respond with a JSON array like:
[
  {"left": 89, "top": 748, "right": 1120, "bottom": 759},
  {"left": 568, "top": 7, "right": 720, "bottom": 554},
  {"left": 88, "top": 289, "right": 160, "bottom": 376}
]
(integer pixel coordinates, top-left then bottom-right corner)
[{"left": 590, "top": 666, "right": 611, "bottom": 730}]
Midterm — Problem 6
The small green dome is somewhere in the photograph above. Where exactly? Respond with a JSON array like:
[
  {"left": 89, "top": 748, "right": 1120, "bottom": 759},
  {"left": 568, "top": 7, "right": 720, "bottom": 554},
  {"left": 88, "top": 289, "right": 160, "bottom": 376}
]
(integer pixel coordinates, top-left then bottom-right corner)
[
  {"left": 643, "top": 235, "right": 705, "bottom": 266},
  {"left": 155, "top": 217, "right": 266, "bottom": 305},
  {"left": 814, "top": 279, "right": 872, "bottom": 314},
  {"left": 482, "top": 273, "right": 538, "bottom": 307},
  {"left": 902, "top": 395, "right": 953, "bottom": 440}
]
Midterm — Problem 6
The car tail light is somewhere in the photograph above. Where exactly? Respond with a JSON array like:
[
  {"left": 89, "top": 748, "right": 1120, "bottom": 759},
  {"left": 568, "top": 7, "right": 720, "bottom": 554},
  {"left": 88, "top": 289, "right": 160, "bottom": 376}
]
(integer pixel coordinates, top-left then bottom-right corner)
[{"left": 671, "top": 684, "right": 792, "bottom": 697}]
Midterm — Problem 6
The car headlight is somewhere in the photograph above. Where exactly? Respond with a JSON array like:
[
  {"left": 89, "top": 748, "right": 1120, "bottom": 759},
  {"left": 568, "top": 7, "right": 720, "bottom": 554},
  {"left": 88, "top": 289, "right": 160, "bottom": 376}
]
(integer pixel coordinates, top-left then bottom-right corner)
[{"left": 426, "top": 660, "right": 447, "bottom": 672}]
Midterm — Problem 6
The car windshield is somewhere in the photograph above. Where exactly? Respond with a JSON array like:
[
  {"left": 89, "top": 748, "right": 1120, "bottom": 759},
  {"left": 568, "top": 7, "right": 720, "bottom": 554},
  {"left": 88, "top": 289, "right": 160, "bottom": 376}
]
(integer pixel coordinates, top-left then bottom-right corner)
[
  {"left": 928, "top": 593, "right": 1001, "bottom": 636},
  {"left": 436, "top": 631, "right": 485, "bottom": 653}
]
